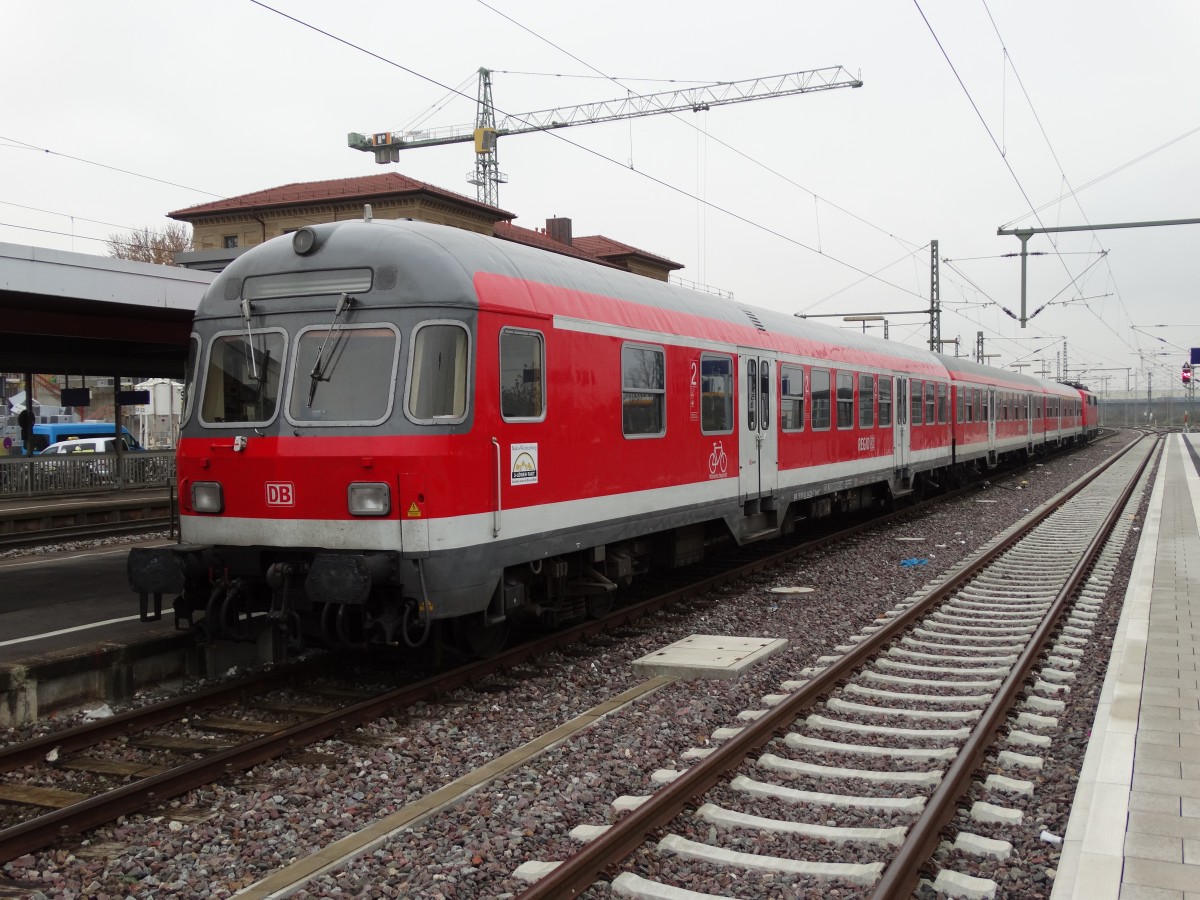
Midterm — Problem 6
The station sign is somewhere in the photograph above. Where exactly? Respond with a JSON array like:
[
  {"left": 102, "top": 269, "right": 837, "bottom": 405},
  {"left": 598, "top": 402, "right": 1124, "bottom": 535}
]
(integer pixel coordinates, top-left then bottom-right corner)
[{"left": 1192, "top": 347, "right": 1200, "bottom": 366}]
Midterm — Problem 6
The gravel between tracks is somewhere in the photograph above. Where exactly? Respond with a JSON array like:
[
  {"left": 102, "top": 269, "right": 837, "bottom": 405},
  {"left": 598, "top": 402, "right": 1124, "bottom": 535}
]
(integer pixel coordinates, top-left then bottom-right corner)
[{"left": 1, "top": 434, "right": 1145, "bottom": 899}]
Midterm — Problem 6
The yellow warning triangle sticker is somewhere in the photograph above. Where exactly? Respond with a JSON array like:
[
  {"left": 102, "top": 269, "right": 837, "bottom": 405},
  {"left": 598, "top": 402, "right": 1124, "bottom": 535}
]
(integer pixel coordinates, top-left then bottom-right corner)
[{"left": 407, "top": 502, "right": 422, "bottom": 517}]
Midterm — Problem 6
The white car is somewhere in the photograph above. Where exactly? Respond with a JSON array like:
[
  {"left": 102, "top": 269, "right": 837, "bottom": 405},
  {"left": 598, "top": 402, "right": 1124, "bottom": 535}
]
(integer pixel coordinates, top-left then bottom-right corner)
[
  {"left": 41, "top": 437, "right": 135, "bottom": 455},
  {"left": 39, "top": 437, "right": 140, "bottom": 483}
]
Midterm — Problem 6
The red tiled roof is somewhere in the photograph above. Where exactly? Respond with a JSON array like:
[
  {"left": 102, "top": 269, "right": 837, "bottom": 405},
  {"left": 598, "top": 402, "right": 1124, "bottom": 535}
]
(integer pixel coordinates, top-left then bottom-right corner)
[
  {"left": 169, "top": 172, "right": 514, "bottom": 219},
  {"left": 493, "top": 221, "right": 616, "bottom": 266},
  {"left": 573, "top": 235, "right": 682, "bottom": 270}
]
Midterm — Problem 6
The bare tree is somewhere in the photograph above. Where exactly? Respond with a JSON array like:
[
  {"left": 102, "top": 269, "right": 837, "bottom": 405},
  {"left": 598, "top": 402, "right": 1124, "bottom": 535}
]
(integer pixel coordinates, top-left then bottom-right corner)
[{"left": 106, "top": 222, "right": 193, "bottom": 265}]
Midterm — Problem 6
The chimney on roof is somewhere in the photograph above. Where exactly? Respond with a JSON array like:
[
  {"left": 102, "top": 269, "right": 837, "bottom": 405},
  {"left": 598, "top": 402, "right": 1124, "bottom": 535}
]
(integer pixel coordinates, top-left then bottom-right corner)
[{"left": 546, "top": 217, "right": 573, "bottom": 246}]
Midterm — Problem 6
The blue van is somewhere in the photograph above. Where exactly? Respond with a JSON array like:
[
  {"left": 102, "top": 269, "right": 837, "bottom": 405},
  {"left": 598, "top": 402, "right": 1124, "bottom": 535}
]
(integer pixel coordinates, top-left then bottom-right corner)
[{"left": 29, "top": 423, "right": 142, "bottom": 454}]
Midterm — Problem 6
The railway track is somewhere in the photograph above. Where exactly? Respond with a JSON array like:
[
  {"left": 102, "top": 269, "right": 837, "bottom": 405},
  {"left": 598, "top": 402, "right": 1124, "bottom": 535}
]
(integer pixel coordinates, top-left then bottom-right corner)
[
  {"left": 0, "top": 490, "right": 174, "bottom": 552},
  {"left": 510, "top": 432, "right": 1157, "bottom": 898},
  {"left": 0, "top": 516, "right": 173, "bottom": 551},
  {"left": 0, "top": 473, "right": 976, "bottom": 865},
  {"left": 0, "top": 436, "right": 1128, "bottom": 884}
]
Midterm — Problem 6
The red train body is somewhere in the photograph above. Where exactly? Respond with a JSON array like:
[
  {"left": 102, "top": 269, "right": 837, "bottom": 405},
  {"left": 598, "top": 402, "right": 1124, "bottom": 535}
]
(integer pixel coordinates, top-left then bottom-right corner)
[{"left": 129, "top": 219, "right": 1098, "bottom": 651}]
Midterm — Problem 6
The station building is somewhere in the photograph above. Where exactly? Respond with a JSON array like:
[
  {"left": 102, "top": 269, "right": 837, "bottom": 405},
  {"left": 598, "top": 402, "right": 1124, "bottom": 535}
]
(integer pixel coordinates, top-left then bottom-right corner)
[{"left": 169, "top": 171, "right": 683, "bottom": 281}]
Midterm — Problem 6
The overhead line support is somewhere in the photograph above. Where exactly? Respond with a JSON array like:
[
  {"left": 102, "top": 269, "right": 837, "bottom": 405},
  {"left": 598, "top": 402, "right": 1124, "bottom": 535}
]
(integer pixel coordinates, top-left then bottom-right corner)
[{"left": 997, "top": 216, "right": 1200, "bottom": 328}]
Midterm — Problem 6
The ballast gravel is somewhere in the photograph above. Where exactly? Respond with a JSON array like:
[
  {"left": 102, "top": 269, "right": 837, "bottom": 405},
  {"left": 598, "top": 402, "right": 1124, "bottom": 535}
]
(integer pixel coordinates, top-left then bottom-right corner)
[{"left": 0, "top": 434, "right": 1147, "bottom": 899}]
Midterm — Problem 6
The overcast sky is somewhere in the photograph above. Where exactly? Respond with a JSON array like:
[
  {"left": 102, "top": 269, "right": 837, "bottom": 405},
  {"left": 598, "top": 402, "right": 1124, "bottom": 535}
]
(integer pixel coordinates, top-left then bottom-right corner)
[{"left": 4, "top": 1, "right": 1198, "bottom": 396}]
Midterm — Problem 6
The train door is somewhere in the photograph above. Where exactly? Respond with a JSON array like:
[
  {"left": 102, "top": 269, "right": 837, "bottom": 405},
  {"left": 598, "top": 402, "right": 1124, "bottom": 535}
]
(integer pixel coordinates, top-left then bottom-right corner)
[
  {"left": 894, "top": 376, "right": 910, "bottom": 474},
  {"left": 986, "top": 388, "right": 997, "bottom": 456},
  {"left": 1026, "top": 392, "right": 1035, "bottom": 452},
  {"left": 738, "top": 350, "right": 778, "bottom": 505}
]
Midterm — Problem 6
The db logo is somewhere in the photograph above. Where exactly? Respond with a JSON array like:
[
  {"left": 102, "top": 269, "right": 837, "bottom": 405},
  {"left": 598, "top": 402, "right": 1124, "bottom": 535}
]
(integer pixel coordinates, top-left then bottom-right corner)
[{"left": 265, "top": 482, "right": 295, "bottom": 506}]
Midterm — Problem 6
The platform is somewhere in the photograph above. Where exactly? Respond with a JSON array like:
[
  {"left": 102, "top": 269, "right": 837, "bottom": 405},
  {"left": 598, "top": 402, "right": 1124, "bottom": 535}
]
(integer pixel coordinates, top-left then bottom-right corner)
[
  {"left": 1053, "top": 432, "right": 1200, "bottom": 900},
  {"left": 0, "top": 484, "right": 174, "bottom": 545}
]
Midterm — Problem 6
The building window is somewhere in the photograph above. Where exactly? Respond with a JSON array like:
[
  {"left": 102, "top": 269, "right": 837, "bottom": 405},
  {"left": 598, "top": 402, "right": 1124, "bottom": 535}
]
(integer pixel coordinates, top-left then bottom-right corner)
[{"left": 223, "top": 235, "right": 239, "bottom": 249}]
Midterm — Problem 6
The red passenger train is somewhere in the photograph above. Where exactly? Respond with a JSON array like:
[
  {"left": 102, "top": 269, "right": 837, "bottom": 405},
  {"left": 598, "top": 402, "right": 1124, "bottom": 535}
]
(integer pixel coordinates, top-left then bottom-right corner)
[{"left": 129, "top": 217, "right": 1098, "bottom": 652}]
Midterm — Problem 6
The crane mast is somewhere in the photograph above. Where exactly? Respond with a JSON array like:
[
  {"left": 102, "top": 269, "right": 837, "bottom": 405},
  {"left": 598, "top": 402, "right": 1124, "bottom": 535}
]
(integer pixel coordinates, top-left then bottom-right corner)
[{"left": 349, "top": 65, "right": 862, "bottom": 207}]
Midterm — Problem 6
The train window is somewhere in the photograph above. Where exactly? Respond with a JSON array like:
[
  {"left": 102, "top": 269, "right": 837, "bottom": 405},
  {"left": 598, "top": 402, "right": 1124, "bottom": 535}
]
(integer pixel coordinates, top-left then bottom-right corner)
[
  {"left": 500, "top": 329, "right": 545, "bottom": 421},
  {"left": 925, "top": 382, "right": 936, "bottom": 425},
  {"left": 811, "top": 368, "right": 831, "bottom": 430},
  {"left": 759, "top": 361, "right": 771, "bottom": 432},
  {"left": 910, "top": 379, "right": 923, "bottom": 425},
  {"left": 288, "top": 324, "right": 400, "bottom": 425},
  {"left": 406, "top": 322, "right": 470, "bottom": 423},
  {"left": 859, "top": 373, "right": 874, "bottom": 428},
  {"left": 700, "top": 355, "right": 733, "bottom": 434},
  {"left": 199, "top": 329, "right": 286, "bottom": 426},
  {"left": 956, "top": 388, "right": 964, "bottom": 424},
  {"left": 780, "top": 364, "right": 804, "bottom": 431},
  {"left": 745, "top": 359, "right": 758, "bottom": 431},
  {"left": 937, "top": 382, "right": 948, "bottom": 424},
  {"left": 878, "top": 376, "right": 892, "bottom": 427},
  {"left": 181, "top": 334, "right": 200, "bottom": 426},
  {"left": 622, "top": 344, "right": 665, "bottom": 437},
  {"left": 966, "top": 389, "right": 974, "bottom": 423},
  {"left": 836, "top": 372, "right": 854, "bottom": 429}
]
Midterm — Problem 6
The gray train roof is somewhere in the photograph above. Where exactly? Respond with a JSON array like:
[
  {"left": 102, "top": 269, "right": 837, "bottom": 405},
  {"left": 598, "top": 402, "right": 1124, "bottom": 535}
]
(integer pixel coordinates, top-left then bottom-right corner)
[
  {"left": 939, "top": 353, "right": 1081, "bottom": 396},
  {"left": 207, "top": 219, "right": 1084, "bottom": 395},
  {"left": 205, "top": 219, "right": 945, "bottom": 371}
]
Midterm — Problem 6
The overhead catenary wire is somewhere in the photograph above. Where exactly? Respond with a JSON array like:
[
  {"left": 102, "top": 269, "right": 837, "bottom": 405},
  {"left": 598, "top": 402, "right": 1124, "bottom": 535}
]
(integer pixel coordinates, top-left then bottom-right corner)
[
  {"left": 978, "top": 0, "right": 1144, "bottom": 358},
  {"left": 248, "top": 0, "right": 930, "bottom": 302}
]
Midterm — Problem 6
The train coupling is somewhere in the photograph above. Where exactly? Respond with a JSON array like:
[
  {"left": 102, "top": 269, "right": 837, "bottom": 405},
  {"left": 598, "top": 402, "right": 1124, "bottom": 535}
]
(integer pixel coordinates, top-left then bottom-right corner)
[{"left": 305, "top": 552, "right": 396, "bottom": 605}]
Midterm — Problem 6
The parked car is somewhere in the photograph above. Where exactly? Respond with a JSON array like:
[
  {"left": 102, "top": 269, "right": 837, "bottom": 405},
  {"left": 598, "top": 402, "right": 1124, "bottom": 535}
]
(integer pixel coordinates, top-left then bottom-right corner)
[
  {"left": 41, "top": 437, "right": 139, "bottom": 455},
  {"left": 40, "top": 437, "right": 141, "bottom": 483},
  {"left": 29, "top": 423, "right": 143, "bottom": 455}
]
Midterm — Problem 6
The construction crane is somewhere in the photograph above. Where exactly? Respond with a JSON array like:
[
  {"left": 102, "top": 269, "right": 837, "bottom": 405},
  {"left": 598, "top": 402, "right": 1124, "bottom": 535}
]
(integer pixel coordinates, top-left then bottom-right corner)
[{"left": 349, "top": 66, "right": 862, "bottom": 208}]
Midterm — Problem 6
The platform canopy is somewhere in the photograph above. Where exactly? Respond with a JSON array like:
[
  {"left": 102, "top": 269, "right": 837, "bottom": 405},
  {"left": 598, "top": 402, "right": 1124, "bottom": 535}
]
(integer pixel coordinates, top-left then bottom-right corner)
[{"left": 0, "top": 242, "right": 210, "bottom": 379}]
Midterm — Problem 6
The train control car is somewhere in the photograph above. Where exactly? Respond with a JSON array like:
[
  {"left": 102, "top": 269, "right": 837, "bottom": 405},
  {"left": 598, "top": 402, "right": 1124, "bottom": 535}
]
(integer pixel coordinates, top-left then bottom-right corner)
[{"left": 129, "top": 216, "right": 1093, "bottom": 653}]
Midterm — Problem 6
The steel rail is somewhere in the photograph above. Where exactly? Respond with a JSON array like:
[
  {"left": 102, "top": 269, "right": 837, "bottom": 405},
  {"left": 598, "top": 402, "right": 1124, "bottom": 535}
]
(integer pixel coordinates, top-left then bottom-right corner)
[
  {"left": 0, "top": 654, "right": 338, "bottom": 772},
  {"left": 0, "top": 436, "right": 1121, "bottom": 863},
  {"left": 0, "top": 516, "right": 172, "bottom": 550},
  {"left": 871, "top": 433, "right": 1158, "bottom": 897},
  {"left": 0, "top": 490, "right": 923, "bottom": 862},
  {"left": 515, "top": 433, "right": 1149, "bottom": 899}
]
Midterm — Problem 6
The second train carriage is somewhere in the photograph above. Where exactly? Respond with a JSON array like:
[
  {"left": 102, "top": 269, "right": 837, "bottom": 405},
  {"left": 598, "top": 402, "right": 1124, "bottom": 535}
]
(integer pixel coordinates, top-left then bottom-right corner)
[{"left": 130, "top": 217, "right": 1094, "bottom": 651}]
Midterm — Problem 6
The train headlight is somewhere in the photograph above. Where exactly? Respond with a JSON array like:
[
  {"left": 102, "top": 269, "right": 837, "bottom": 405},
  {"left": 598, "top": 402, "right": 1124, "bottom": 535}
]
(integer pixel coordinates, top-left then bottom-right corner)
[
  {"left": 292, "top": 226, "right": 319, "bottom": 255},
  {"left": 348, "top": 482, "right": 390, "bottom": 516},
  {"left": 192, "top": 481, "right": 224, "bottom": 514}
]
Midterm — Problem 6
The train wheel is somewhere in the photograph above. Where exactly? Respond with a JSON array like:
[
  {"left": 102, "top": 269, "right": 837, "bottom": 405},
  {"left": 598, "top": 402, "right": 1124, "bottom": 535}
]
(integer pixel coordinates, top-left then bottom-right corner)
[
  {"left": 453, "top": 614, "right": 510, "bottom": 658},
  {"left": 586, "top": 593, "right": 614, "bottom": 619}
]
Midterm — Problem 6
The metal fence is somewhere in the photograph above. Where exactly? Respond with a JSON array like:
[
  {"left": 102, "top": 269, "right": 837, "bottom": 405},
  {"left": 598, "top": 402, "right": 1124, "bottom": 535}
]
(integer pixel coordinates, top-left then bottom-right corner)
[{"left": 0, "top": 450, "right": 175, "bottom": 498}]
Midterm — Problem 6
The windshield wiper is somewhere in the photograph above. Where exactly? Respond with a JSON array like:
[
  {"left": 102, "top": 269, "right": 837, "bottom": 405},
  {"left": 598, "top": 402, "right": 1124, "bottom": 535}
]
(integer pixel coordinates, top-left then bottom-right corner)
[
  {"left": 308, "top": 292, "right": 354, "bottom": 406},
  {"left": 240, "top": 298, "right": 258, "bottom": 381}
]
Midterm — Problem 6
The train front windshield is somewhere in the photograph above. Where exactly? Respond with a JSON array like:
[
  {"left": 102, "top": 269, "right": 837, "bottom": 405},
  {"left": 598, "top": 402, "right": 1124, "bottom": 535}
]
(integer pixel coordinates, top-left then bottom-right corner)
[{"left": 199, "top": 331, "right": 286, "bottom": 425}]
